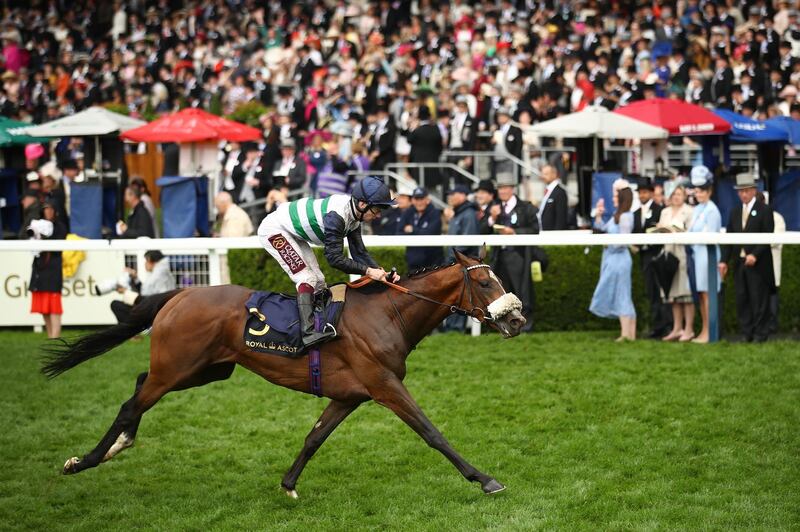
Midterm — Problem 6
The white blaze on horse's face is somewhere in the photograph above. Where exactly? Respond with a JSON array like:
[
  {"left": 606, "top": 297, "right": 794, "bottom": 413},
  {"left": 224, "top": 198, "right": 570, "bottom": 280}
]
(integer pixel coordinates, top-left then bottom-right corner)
[{"left": 488, "top": 270, "right": 504, "bottom": 293}]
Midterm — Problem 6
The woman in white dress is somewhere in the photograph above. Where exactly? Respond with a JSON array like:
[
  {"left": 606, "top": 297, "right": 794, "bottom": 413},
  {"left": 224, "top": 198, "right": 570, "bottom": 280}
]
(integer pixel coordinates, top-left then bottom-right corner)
[{"left": 658, "top": 182, "right": 695, "bottom": 342}]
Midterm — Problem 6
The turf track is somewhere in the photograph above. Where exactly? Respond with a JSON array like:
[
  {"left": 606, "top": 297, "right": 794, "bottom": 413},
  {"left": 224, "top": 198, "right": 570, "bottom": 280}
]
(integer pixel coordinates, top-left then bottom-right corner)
[{"left": 0, "top": 330, "right": 798, "bottom": 530}]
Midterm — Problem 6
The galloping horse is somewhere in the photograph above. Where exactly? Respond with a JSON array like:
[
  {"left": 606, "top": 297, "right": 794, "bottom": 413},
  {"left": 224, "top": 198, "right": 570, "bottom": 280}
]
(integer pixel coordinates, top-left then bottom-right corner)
[{"left": 43, "top": 251, "right": 525, "bottom": 496}]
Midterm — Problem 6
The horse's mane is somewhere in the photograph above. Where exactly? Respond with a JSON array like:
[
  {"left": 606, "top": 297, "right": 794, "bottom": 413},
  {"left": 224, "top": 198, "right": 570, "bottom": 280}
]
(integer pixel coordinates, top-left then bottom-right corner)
[{"left": 406, "top": 261, "right": 457, "bottom": 278}]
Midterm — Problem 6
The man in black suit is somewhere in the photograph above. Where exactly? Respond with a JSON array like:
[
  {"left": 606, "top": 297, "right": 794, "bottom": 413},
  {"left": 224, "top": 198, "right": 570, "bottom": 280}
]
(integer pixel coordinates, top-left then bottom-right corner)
[
  {"left": 117, "top": 185, "right": 155, "bottom": 239},
  {"left": 271, "top": 138, "right": 307, "bottom": 193},
  {"left": 632, "top": 176, "right": 672, "bottom": 338},
  {"left": 399, "top": 187, "right": 444, "bottom": 270},
  {"left": 231, "top": 142, "right": 265, "bottom": 204},
  {"left": 538, "top": 164, "right": 569, "bottom": 231},
  {"left": 719, "top": 173, "right": 776, "bottom": 342},
  {"left": 369, "top": 104, "right": 397, "bottom": 171},
  {"left": 447, "top": 96, "right": 477, "bottom": 186},
  {"left": 710, "top": 54, "right": 734, "bottom": 106},
  {"left": 475, "top": 179, "right": 496, "bottom": 232},
  {"left": 408, "top": 105, "right": 444, "bottom": 190},
  {"left": 483, "top": 173, "right": 539, "bottom": 332},
  {"left": 492, "top": 106, "right": 522, "bottom": 183},
  {"left": 449, "top": 96, "right": 476, "bottom": 152}
]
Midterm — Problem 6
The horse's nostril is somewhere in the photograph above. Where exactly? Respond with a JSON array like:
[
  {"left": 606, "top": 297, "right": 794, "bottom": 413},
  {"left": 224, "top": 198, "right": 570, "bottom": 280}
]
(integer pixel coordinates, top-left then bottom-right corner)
[{"left": 509, "top": 318, "right": 524, "bottom": 329}]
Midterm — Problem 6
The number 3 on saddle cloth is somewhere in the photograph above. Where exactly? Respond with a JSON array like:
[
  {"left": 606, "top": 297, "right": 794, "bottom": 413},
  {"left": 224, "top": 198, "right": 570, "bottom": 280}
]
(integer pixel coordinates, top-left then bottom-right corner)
[{"left": 242, "top": 285, "right": 346, "bottom": 359}]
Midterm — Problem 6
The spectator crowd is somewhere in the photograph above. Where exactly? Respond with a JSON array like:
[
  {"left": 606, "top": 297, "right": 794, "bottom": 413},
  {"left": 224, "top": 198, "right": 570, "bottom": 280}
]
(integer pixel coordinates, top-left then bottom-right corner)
[{"left": 5, "top": 0, "right": 790, "bottom": 341}]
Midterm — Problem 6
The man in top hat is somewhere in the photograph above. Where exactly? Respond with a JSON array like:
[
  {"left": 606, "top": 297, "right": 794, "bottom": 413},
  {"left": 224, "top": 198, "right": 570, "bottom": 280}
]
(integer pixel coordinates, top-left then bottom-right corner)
[
  {"left": 408, "top": 105, "right": 444, "bottom": 189},
  {"left": 449, "top": 95, "right": 476, "bottom": 153},
  {"left": 475, "top": 179, "right": 496, "bottom": 228},
  {"left": 491, "top": 106, "right": 523, "bottom": 183},
  {"left": 483, "top": 172, "right": 539, "bottom": 332},
  {"left": 632, "top": 175, "right": 672, "bottom": 338},
  {"left": 271, "top": 138, "right": 307, "bottom": 193},
  {"left": 445, "top": 95, "right": 477, "bottom": 188},
  {"left": 231, "top": 142, "right": 265, "bottom": 204},
  {"left": 710, "top": 53, "right": 734, "bottom": 106},
  {"left": 399, "top": 186, "right": 444, "bottom": 270},
  {"left": 368, "top": 103, "right": 397, "bottom": 171},
  {"left": 718, "top": 173, "right": 775, "bottom": 342}
]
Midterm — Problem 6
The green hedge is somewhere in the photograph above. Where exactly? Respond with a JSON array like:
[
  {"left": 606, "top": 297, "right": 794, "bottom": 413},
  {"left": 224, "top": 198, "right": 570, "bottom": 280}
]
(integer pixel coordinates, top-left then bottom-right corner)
[{"left": 229, "top": 246, "right": 800, "bottom": 334}]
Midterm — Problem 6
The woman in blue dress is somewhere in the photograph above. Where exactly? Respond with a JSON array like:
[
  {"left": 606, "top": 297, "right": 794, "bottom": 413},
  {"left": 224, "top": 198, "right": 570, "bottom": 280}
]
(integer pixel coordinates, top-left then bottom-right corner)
[
  {"left": 688, "top": 169, "right": 722, "bottom": 343},
  {"left": 590, "top": 187, "right": 636, "bottom": 341}
]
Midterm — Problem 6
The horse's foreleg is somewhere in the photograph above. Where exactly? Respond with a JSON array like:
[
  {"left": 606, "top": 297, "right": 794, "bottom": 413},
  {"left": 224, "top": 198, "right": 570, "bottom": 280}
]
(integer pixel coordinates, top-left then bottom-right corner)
[
  {"left": 371, "top": 378, "right": 505, "bottom": 495},
  {"left": 281, "top": 399, "right": 362, "bottom": 498}
]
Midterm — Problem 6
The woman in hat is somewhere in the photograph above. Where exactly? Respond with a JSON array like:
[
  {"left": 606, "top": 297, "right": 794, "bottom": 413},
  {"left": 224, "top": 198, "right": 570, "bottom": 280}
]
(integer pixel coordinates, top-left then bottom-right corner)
[
  {"left": 687, "top": 166, "right": 722, "bottom": 343},
  {"left": 657, "top": 181, "right": 695, "bottom": 341},
  {"left": 28, "top": 200, "right": 68, "bottom": 339}
]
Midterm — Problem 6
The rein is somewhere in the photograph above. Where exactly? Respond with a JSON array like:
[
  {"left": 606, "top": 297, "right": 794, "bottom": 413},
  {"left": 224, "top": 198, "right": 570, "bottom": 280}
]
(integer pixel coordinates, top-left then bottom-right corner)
[{"left": 347, "top": 264, "right": 496, "bottom": 323}]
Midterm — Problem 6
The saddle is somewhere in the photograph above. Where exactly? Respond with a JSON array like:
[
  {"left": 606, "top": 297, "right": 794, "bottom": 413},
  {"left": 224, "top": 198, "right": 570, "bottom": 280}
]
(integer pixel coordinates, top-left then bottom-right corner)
[{"left": 242, "top": 284, "right": 346, "bottom": 358}]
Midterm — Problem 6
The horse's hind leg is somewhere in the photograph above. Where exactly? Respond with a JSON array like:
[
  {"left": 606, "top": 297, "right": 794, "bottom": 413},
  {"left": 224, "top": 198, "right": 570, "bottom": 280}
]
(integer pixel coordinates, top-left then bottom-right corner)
[
  {"left": 63, "top": 363, "right": 236, "bottom": 474},
  {"left": 281, "top": 400, "right": 363, "bottom": 498},
  {"left": 63, "top": 373, "right": 174, "bottom": 475},
  {"left": 102, "top": 371, "right": 148, "bottom": 462}
]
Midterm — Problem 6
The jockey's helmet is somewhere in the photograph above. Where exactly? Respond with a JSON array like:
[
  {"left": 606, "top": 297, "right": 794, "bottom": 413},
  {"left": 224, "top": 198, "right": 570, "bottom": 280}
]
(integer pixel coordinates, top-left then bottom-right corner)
[{"left": 351, "top": 176, "right": 396, "bottom": 209}]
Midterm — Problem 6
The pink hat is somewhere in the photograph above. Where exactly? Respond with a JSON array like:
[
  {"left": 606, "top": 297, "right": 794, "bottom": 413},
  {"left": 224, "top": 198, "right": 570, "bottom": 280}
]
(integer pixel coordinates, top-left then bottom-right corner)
[{"left": 25, "top": 143, "right": 45, "bottom": 160}]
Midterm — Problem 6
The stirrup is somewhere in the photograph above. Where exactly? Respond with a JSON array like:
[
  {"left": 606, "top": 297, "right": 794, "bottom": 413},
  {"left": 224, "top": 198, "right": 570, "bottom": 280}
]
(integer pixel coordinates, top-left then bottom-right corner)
[{"left": 302, "top": 329, "right": 336, "bottom": 348}]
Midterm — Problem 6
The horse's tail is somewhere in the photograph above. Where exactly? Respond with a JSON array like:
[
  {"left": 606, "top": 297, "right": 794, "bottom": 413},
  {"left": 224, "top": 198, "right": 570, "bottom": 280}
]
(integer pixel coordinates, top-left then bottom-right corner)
[{"left": 41, "top": 289, "right": 184, "bottom": 379}]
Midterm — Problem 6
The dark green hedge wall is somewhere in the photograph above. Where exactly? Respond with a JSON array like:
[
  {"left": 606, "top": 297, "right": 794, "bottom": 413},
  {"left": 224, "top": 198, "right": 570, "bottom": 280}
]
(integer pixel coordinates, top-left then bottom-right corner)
[{"left": 229, "top": 246, "right": 800, "bottom": 334}]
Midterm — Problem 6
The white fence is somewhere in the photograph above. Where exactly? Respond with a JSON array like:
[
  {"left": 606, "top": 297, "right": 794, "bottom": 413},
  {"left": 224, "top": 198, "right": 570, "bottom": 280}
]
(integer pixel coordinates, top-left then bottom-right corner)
[{"left": 2, "top": 232, "right": 797, "bottom": 333}]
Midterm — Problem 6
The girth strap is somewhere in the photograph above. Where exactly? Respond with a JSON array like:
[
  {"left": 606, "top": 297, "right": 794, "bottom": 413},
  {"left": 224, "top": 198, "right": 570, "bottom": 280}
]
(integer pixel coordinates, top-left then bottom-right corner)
[{"left": 309, "top": 314, "right": 322, "bottom": 397}]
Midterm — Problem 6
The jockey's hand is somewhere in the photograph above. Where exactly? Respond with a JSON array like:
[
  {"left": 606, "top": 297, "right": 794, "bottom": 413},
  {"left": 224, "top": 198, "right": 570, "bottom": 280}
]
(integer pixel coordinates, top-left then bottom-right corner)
[
  {"left": 387, "top": 270, "right": 400, "bottom": 283},
  {"left": 366, "top": 267, "right": 388, "bottom": 282}
]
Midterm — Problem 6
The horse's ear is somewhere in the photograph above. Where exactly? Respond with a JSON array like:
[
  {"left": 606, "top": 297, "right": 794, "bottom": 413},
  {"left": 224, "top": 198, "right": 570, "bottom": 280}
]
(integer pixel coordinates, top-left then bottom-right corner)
[
  {"left": 478, "top": 244, "right": 487, "bottom": 263},
  {"left": 453, "top": 249, "right": 467, "bottom": 263}
]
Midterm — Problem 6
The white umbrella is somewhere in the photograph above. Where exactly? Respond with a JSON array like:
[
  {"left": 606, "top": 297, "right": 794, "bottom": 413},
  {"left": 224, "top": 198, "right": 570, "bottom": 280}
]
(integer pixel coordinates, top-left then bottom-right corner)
[
  {"left": 527, "top": 105, "right": 669, "bottom": 172},
  {"left": 22, "top": 106, "right": 146, "bottom": 137},
  {"left": 527, "top": 105, "right": 669, "bottom": 139}
]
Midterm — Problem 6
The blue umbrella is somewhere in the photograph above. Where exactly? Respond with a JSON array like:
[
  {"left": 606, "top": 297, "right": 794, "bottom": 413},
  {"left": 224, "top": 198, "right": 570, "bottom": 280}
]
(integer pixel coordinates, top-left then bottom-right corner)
[
  {"left": 765, "top": 116, "right": 800, "bottom": 145},
  {"left": 712, "top": 109, "right": 789, "bottom": 143}
]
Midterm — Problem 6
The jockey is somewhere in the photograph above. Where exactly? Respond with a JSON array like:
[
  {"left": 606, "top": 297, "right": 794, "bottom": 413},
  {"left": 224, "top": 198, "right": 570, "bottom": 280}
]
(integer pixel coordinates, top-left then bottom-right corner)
[{"left": 257, "top": 176, "right": 399, "bottom": 347}]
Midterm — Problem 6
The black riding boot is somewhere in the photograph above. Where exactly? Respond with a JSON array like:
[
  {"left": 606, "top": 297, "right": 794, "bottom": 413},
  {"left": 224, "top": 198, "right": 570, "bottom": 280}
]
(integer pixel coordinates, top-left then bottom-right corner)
[{"left": 298, "top": 292, "right": 336, "bottom": 348}]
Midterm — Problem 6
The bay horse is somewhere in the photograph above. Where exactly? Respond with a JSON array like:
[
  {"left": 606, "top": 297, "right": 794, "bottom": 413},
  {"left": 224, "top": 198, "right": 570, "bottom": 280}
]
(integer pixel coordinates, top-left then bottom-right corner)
[{"left": 42, "top": 251, "right": 525, "bottom": 496}]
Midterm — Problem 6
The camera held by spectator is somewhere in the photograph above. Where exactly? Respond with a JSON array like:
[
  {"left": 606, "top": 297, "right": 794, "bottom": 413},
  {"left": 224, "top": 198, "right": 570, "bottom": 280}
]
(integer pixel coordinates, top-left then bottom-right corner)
[
  {"left": 26, "top": 219, "right": 54, "bottom": 240},
  {"left": 94, "top": 273, "right": 133, "bottom": 297}
]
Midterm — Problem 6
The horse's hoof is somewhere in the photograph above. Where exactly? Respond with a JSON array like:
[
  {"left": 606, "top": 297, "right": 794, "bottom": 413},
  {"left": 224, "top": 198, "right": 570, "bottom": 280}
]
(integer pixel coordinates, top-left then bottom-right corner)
[
  {"left": 63, "top": 457, "right": 81, "bottom": 475},
  {"left": 284, "top": 488, "right": 299, "bottom": 499},
  {"left": 482, "top": 479, "right": 506, "bottom": 494}
]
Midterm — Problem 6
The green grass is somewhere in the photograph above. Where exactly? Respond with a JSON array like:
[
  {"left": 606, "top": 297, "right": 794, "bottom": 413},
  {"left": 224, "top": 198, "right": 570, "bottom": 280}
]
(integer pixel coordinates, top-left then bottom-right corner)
[{"left": 1, "top": 331, "right": 798, "bottom": 531}]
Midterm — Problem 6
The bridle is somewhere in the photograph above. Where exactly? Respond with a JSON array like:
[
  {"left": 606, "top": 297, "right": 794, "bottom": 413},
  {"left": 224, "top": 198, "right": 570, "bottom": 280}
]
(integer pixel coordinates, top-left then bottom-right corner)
[{"left": 350, "top": 263, "right": 497, "bottom": 323}]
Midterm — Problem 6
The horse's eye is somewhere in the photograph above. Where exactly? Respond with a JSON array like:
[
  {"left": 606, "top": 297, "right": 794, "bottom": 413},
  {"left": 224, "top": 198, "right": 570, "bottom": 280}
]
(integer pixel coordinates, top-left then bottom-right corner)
[{"left": 479, "top": 280, "right": 490, "bottom": 288}]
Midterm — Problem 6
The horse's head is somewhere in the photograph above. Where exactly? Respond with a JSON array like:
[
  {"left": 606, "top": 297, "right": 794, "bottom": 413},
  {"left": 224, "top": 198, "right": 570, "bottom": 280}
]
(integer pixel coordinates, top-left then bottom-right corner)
[{"left": 454, "top": 249, "right": 526, "bottom": 338}]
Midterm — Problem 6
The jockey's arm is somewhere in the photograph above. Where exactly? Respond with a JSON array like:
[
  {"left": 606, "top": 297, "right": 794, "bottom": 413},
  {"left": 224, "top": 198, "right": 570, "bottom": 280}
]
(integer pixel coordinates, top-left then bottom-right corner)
[
  {"left": 346, "top": 228, "right": 380, "bottom": 270},
  {"left": 322, "top": 212, "right": 375, "bottom": 275}
]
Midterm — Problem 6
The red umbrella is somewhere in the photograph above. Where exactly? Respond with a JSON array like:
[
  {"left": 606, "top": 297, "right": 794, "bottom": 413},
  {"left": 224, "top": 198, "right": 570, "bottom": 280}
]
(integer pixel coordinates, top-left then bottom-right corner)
[
  {"left": 120, "top": 108, "right": 262, "bottom": 143},
  {"left": 614, "top": 98, "right": 731, "bottom": 136}
]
